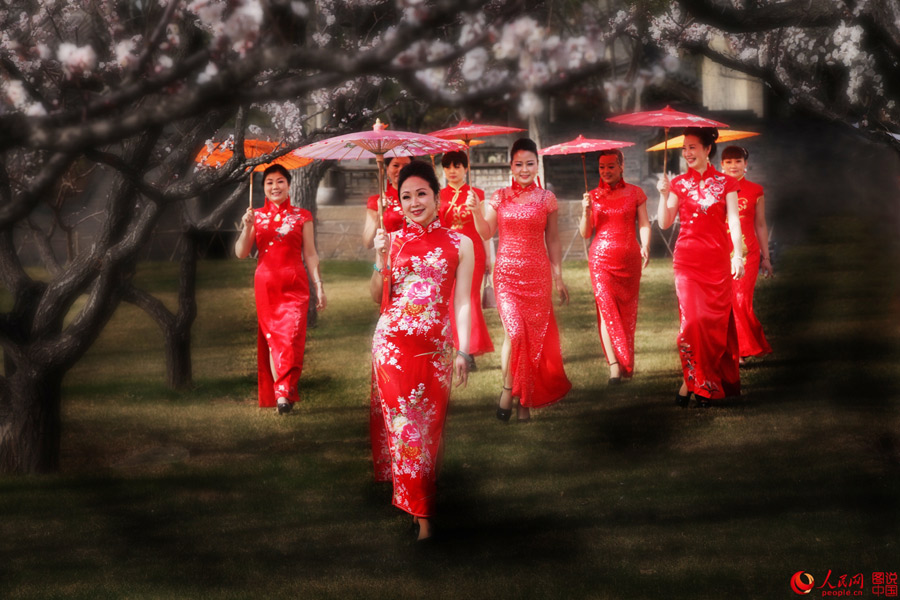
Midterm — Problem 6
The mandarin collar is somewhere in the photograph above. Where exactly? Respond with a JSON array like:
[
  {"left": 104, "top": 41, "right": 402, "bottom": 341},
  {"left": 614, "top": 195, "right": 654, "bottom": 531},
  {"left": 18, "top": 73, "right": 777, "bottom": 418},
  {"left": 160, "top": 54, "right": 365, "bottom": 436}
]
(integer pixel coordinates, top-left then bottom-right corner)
[
  {"left": 687, "top": 164, "right": 716, "bottom": 181},
  {"left": 264, "top": 197, "right": 292, "bottom": 212},
  {"left": 511, "top": 180, "right": 538, "bottom": 193},
  {"left": 597, "top": 178, "right": 626, "bottom": 192},
  {"left": 404, "top": 217, "right": 442, "bottom": 237}
]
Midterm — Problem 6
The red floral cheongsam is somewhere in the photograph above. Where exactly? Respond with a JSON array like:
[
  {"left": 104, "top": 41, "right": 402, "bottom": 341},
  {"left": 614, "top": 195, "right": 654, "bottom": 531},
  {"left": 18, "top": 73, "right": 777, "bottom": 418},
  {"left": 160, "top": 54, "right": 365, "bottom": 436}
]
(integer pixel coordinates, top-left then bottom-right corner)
[
  {"left": 587, "top": 179, "right": 647, "bottom": 378},
  {"left": 368, "top": 180, "right": 405, "bottom": 479},
  {"left": 253, "top": 198, "right": 313, "bottom": 407},
  {"left": 670, "top": 165, "right": 740, "bottom": 399},
  {"left": 439, "top": 184, "right": 494, "bottom": 356},
  {"left": 731, "top": 177, "right": 772, "bottom": 358},
  {"left": 490, "top": 181, "right": 571, "bottom": 408},
  {"left": 372, "top": 219, "right": 461, "bottom": 518}
]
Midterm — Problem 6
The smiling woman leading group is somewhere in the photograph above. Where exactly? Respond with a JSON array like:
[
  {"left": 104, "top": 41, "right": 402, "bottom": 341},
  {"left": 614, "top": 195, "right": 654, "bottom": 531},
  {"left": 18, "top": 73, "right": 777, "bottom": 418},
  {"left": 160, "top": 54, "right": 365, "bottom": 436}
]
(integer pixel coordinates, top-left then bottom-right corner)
[{"left": 235, "top": 134, "right": 771, "bottom": 542}]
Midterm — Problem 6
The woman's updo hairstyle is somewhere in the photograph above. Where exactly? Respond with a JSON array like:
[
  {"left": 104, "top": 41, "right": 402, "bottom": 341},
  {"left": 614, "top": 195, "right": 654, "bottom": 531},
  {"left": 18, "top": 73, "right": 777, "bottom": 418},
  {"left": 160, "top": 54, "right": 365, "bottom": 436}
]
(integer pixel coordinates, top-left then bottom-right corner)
[
  {"left": 721, "top": 145, "right": 750, "bottom": 161},
  {"left": 510, "top": 137, "right": 539, "bottom": 161},
  {"left": 397, "top": 160, "right": 441, "bottom": 197},
  {"left": 682, "top": 127, "right": 720, "bottom": 159}
]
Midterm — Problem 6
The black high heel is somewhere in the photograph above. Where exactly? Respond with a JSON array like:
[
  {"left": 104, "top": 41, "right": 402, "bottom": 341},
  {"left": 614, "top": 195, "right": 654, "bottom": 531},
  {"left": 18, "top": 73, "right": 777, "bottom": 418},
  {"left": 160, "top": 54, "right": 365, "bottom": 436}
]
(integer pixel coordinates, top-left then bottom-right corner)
[
  {"left": 607, "top": 361, "right": 621, "bottom": 385},
  {"left": 496, "top": 386, "right": 513, "bottom": 422},
  {"left": 675, "top": 391, "right": 691, "bottom": 408},
  {"left": 696, "top": 395, "right": 711, "bottom": 409}
]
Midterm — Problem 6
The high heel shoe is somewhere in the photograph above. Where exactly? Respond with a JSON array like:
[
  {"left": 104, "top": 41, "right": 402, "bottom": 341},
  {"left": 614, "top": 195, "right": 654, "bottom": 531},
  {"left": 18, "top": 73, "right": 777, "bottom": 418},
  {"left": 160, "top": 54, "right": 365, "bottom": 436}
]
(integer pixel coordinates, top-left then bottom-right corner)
[
  {"left": 607, "top": 361, "right": 621, "bottom": 386},
  {"left": 675, "top": 391, "right": 691, "bottom": 408},
  {"left": 496, "top": 386, "right": 513, "bottom": 422},
  {"left": 696, "top": 395, "right": 711, "bottom": 409}
]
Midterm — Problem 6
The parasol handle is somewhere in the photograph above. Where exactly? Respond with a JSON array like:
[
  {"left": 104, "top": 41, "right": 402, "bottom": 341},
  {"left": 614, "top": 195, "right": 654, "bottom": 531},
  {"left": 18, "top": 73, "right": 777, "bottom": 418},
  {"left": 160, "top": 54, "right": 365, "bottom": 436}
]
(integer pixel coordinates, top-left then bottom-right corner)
[
  {"left": 581, "top": 153, "right": 589, "bottom": 194},
  {"left": 249, "top": 172, "right": 253, "bottom": 209},
  {"left": 376, "top": 154, "right": 386, "bottom": 234},
  {"left": 465, "top": 142, "right": 471, "bottom": 187},
  {"left": 663, "top": 127, "right": 669, "bottom": 175},
  {"left": 581, "top": 152, "right": 591, "bottom": 261}
]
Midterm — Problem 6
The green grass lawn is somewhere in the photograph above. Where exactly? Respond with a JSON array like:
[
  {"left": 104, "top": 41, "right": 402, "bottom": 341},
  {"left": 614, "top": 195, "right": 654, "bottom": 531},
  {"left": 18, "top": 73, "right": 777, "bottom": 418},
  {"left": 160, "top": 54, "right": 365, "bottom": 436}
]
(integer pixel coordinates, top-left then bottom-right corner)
[{"left": 1, "top": 220, "right": 898, "bottom": 599}]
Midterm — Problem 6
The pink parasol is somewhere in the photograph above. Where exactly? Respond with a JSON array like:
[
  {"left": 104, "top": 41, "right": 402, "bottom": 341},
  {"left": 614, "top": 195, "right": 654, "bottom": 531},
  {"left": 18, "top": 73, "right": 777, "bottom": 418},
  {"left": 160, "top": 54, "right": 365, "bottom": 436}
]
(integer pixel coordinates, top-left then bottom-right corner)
[
  {"left": 293, "top": 119, "right": 460, "bottom": 229},
  {"left": 607, "top": 105, "right": 729, "bottom": 173},
  {"left": 540, "top": 135, "right": 635, "bottom": 194}
]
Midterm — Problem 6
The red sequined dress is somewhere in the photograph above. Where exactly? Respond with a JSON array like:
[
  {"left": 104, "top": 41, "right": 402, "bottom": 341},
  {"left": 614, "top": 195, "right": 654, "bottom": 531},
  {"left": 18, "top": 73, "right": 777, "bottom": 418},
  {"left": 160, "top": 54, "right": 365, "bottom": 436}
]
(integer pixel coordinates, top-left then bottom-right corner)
[
  {"left": 731, "top": 177, "right": 772, "bottom": 358},
  {"left": 253, "top": 198, "right": 313, "bottom": 408},
  {"left": 439, "top": 184, "right": 494, "bottom": 356},
  {"left": 670, "top": 166, "right": 741, "bottom": 399},
  {"left": 371, "top": 219, "right": 461, "bottom": 517},
  {"left": 586, "top": 180, "right": 647, "bottom": 378},
  {"left": 368, "top": 181, "right": 406, "bottom": 481},
  {"left": 490, "top": 182, "right": 571, "bottom": 408}
]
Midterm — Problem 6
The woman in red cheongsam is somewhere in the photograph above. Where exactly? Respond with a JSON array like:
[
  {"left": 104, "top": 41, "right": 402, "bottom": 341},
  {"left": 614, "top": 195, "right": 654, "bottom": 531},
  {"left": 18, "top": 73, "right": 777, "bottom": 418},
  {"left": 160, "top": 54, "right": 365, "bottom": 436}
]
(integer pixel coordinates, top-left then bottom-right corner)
[
  {"left": 470, "top": 138, "right": 571, "bottom": 422},
  {"left": 721, "top": 145, "right": 773, "bottom": 362},
  {"left": 362, "top": 156, "right": 411, "bottom": 248},
  {"left": 370, "top": 160, "right": 475, "bottom": 541},
  {"left": 363, "top": 156, "right": 412, "bottom": 480},
  {"left": 579, "top": 149, "right": 651, "bottom": 384},
  {"left": 657, "top": 128, "right": 743, "bottom": 408},
  {"left": 438, "top": 150, "right": 494, "bottom": 361},
  {"left": 235, "top": 164, "right": 326, "bottom": 414}
]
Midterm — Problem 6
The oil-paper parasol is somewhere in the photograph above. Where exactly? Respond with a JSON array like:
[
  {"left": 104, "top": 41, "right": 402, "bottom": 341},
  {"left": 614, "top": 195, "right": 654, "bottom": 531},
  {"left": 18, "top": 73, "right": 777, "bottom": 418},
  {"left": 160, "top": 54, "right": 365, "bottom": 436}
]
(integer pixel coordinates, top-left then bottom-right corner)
[
  {"left": 195, "top": 139, "right": 312, "bottom": 207},
  {"left": 607, "top": 105, "right": 728, "bottom": 173},
  {"left": 428, "top": 120, "right": 525, "bottom": 183},
  {"left": 646, "top": 129, "right": 759, "bottom": 152},
  {"left": 539, "top": 135, "right": 635, "bottom": 194},
  {"left": 539, "top": 136, "right": 634, "bottom": 257},
  {"left": 292, "top": 119, "right": 461, "bottom": 229}
]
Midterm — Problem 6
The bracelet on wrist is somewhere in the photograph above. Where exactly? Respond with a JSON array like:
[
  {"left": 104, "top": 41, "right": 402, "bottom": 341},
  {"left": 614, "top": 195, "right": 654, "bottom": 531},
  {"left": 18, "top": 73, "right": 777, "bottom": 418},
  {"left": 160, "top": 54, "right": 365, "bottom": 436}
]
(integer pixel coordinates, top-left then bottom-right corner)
[
  {"left": 373, "top": 263, "right": 383, "bottom": 273},
  {"left": 456, "top": 349, "right": 475, "bottom": 368}
]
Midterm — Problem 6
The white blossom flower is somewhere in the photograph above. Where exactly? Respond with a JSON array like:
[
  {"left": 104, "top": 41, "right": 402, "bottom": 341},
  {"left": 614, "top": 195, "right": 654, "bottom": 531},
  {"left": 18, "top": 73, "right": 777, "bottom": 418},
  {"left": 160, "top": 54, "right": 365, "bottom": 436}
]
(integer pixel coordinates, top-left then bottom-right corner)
[
  {"left": 461, "top": 47, "right": 488, "bottom": 81},
  {"left": 197, "top": 61, "right": 219, "bottom": 84},
  {"left": 57, "top": 42, "right": 97, "bottom": 77},
  {"left": 517, "top": 90, "right": 543, "bottom": 117}
]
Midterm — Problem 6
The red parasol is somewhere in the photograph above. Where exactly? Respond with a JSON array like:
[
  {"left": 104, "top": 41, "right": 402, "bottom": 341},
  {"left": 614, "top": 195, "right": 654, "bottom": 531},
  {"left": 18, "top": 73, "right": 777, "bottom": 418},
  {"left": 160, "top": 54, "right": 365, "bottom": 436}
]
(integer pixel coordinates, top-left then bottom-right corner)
[
  {"left": 607, "top": 105, "right": 728, "bottom": 173},
  {"left": 539, "top": 135, "right": 635, "bottom": 194},
  {"left": 540, "top": 135, "right": 634, "bottom": 258},
  {"left": 292, "top": 119, "right": 460, "bottom": 229},
  {"left": 428, "top": 120, "right": 525, "bottom": 184},
  {"left": 195, "top": 139, "right": 312, "bottom": 207},
  {"left": 428, "top": 120, "right": 525, "bottom": 145}
]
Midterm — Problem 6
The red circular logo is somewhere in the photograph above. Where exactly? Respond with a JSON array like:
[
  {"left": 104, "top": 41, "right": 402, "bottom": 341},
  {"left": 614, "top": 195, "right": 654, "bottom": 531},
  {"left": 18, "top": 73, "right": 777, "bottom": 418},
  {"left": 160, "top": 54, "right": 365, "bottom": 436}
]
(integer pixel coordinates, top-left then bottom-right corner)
[{"left": 791, "top": 571, "right": 815, "bottom": 595}]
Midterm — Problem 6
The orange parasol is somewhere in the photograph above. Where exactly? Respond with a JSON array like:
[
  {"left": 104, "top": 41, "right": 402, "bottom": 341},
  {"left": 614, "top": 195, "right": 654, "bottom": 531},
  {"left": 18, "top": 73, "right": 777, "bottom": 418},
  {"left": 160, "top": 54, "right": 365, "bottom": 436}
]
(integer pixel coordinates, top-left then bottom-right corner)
[
  {"left": 645, "top": 130, "right": 760, "bottom": 152},
  {"left": 195, "top": 139, "right": 312, "bottom": 207}
]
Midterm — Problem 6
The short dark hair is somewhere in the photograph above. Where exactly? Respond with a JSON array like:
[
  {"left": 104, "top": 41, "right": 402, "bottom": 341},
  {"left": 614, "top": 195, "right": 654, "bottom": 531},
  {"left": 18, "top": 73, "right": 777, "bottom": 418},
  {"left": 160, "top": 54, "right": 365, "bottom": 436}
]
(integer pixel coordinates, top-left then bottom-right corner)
[
  {"left": 510, "top": 137, "right": 539, "bottom": 162},
  {"left": 262, "top": 163, "right": 292, "bottom": 184},
  {"left": 721, "top": 145, "right": 750, "bottom": 161},
  {"left": 598, "top": 149, "right": 624, "bottom": 167},
  {"left": 682, "top": 127, "right": 719, "bottom": 159},
  {"left": 441, "top": 150, "right": 468, "bottom": 169},
  {"left": 397, "top": 160, "right": 440, "bottom": 197}
]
